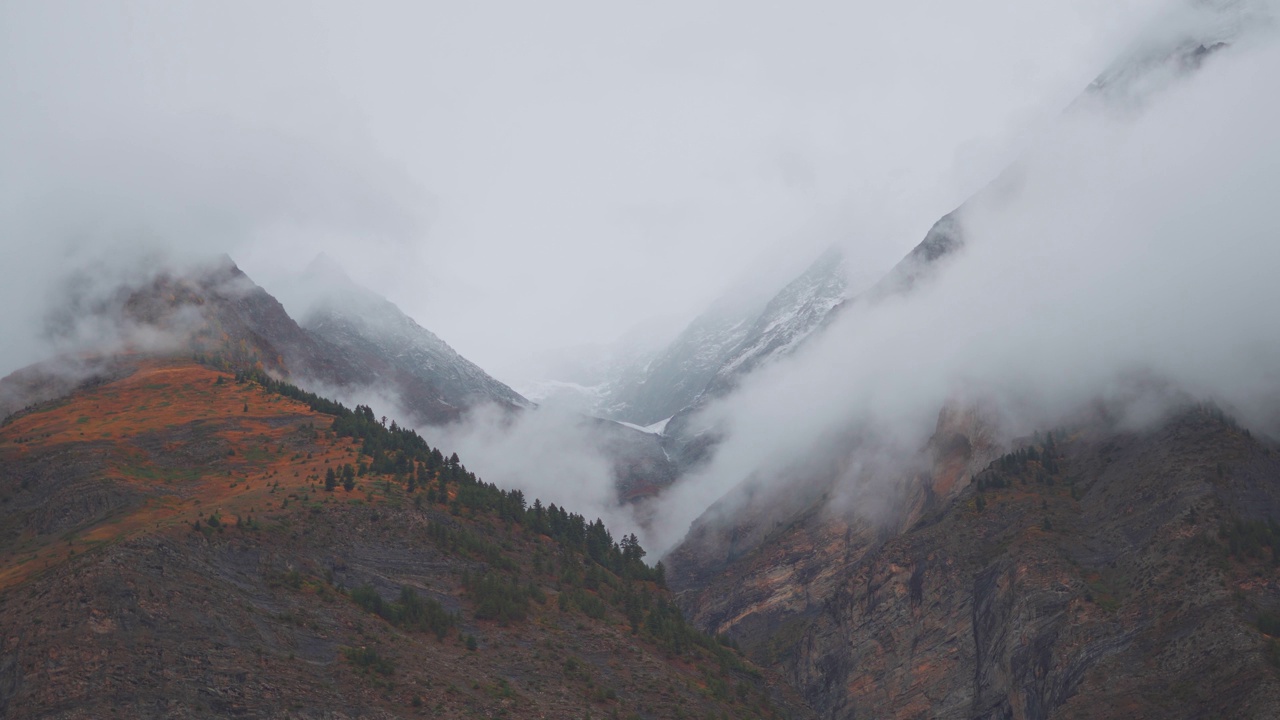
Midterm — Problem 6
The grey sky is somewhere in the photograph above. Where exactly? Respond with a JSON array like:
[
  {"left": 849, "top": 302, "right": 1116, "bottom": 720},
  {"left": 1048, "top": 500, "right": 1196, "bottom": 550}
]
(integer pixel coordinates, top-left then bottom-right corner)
[{"left": 2, "top": 0, "right": 1160, "bottom": 383}]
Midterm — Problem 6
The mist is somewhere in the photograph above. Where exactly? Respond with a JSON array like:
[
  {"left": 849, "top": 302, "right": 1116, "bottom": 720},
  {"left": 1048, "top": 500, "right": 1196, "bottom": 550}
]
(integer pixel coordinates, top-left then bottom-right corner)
[
  {"left": 646, "top": 5, "right": 1280, "bottom": 555},
  {"left": 5, "top": 1, "right": 1275, "bottom": 561},
  {"left": 430, "top": 405, "right": 652, "bottom": 543},
  {"left": 0, "top": 0, "right": 1164, "bottom": 377}
]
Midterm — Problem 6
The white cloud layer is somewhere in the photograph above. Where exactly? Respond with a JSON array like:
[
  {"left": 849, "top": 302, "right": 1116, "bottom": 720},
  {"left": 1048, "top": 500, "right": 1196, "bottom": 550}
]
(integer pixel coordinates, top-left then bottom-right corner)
[{"left": 646, "top": 12, "right": 1280, "bottom": 555}]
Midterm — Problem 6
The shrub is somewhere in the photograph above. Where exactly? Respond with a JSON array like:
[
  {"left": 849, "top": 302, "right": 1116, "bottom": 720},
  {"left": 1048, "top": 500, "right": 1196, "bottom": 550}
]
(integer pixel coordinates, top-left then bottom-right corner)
[
  {"left": 342, "top": 646, "right": 395, "bottom": 675},
  {"left": 350, "top": 583, "right": 456, "bottom": 639},
  {"left": 1259, "top": 612, "right": 1280, "bottom": 637},
  {"left": 463, "top": 572, "right": 533, "bottom": 623}
]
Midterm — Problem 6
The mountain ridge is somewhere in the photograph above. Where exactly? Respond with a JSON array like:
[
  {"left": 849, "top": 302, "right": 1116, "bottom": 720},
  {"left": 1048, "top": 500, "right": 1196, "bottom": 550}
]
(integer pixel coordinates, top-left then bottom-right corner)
[
  {"left": 293, "top": 255, "right": 532, "bottom": 426},
  {"left": 0, "top": 355, "right": 813, "bottom": 718}
]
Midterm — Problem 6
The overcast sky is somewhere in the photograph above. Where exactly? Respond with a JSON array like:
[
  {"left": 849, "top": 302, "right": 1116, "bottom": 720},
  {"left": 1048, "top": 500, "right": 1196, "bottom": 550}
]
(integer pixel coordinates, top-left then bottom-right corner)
[{"left": 1, "top": 0, "right": 1163, "bottom": 383}]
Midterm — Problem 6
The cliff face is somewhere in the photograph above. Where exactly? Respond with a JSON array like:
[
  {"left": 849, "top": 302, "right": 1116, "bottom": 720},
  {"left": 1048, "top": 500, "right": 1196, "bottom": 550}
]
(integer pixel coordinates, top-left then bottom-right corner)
[{"left": 669, "top": 406, "right": 1280, "bottom": 718}]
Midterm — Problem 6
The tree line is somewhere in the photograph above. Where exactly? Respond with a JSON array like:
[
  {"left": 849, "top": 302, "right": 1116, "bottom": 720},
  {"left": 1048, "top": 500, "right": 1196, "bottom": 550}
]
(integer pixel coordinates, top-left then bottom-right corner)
[{"left": 229, "top": 367, "right": 664, "bottom": 585}]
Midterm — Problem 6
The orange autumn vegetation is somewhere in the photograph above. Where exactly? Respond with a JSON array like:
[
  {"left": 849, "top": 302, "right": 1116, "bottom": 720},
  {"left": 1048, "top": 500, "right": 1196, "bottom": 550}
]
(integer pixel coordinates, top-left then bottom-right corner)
[{"left": 0, "top": 358, "right": 364, "bottom": 589}]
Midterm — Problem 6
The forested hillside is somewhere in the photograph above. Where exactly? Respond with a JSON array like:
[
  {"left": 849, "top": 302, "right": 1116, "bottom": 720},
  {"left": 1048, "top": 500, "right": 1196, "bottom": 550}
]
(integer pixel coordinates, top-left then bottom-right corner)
[{"left": 0, "top": 356, "right": 810, "bottom": 719}]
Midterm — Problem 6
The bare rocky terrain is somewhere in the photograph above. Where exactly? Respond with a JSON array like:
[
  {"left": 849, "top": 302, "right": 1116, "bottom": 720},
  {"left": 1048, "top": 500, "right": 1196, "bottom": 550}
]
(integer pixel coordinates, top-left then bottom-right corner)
[{"left": 667, "top": 404, "right": 1280, "bottom": 719}]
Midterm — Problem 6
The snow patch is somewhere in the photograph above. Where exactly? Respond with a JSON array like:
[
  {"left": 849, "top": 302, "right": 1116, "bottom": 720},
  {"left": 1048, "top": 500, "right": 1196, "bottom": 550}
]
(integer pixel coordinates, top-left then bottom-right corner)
[{"left": 616, "top": 416, "right": 672, "bottom": 435}]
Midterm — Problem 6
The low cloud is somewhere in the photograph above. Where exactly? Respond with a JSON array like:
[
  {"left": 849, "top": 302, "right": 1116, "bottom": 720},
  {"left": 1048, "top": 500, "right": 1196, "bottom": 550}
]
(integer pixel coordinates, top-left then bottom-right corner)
[
  {"left": 429, "top": 405, "right": 651, "bottom": 545},
  {"left": 647, "top": 15, "right": 1280, "bottom": 556}
]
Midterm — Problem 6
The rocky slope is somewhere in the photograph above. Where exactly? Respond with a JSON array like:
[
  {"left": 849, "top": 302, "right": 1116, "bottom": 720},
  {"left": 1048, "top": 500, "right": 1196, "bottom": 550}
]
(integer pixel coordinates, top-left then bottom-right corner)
[
  {"left": 0, "top": 357, "right": 810, "bottom": 719},
  {"left": 106, "top": 255, "right": 371, "bottom": 388},
  {"left": 667, "top": 404, "right": 1280, "bottom": 718},
  {"left": 703, "top": 247, "right": 849, "bottom": 400},
  {"left": 291, "top": 258, "right": 679, "bottom": 503},
  {"left": 23, "top": 255, "right": 392, "bottom": 417},
  {"left": 598, "top": 292, "right": 772, "bottom": 428},
  {"left": 588, "top": 244, "right": 853, "bottom": 433},
  {"left": 13, "top": 255, "right": 679, "bottom": 509},
  {"left": 586, "top": 184, "right": 966, "bottom": 477},
  {"left": 295, "top": 257, "right": 532, "bottom": 426},
  {"left": 29, "top": 254, "right": 534, "bottom": 428}
]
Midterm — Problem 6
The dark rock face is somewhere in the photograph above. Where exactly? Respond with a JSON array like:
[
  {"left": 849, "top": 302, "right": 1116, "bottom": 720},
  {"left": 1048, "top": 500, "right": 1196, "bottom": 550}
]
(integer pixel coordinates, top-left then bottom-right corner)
[
  {"left": 669, "top": 407, "right": 1280, "bottom": 718},
  {"left": 1, "top": 440, "right": 133, "bottom": 543}
]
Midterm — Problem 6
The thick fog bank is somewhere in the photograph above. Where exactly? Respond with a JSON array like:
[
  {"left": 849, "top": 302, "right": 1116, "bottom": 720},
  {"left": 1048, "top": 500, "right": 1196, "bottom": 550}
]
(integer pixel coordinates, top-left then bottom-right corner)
[{"left": 647, "top": 21, "right": 1280, "bottom": 556}]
